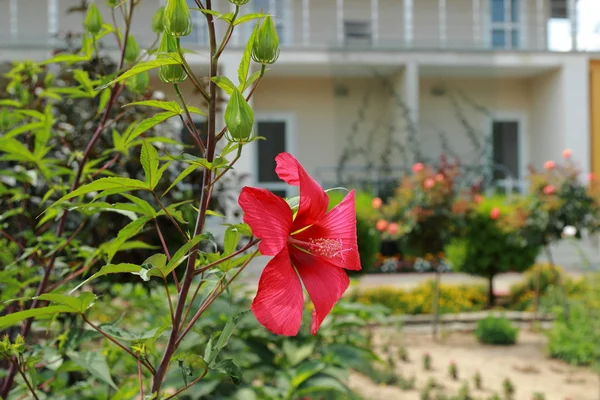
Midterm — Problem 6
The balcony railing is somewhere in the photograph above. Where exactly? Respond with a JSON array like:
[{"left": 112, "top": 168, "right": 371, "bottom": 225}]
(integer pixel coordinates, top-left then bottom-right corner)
[{"left": 0, "top": 0, "right": 598, "bottom": 53}]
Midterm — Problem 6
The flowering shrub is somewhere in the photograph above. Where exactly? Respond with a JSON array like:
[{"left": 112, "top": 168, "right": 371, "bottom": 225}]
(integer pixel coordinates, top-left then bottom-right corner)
[
  {"left": 375, "top": 156, "right": 476, "bottom": 268},
  {"left": 528, "top": 151, "right": 600, "bottom": 243},
  {"left": 0, "top": 2, "right": 360, "bottom": 399},
  {"left": 450, "top": 196, "right": 541, "bottom": 306}
]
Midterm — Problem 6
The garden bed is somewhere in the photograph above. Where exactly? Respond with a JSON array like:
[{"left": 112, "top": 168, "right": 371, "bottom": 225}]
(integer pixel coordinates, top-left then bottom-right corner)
[{"left": 350, "top": 330, "right": 597, "bottom": 400}]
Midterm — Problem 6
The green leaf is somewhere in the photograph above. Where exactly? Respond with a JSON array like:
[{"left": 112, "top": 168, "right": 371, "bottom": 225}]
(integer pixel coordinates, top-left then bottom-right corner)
[
  {"left": 224, "top": 226, "right": 241, "bottom": 258},
  {"left": 4, "top": 122, "right": 45, "bottom": 140},
  {"left": 244, "top": 69, "right": 264, "bottom": 91},
  {"left": 140, "top": 140, "right": 160, "bottom": 189},
  {"left": 187, "top": 105, "right": 206, "bottom": 116},
  {"left": 162, "top": 165, "right": 197, "bottom": 197},
  {"left": 213, "top": 359, "right": 242, "bottom": 385},
  {"left": 97, "top": 54, "right": 182, "bottom": 89},
  {"left": 0, "top": 138, "right": 36, "bottom": 162},
  {"left": 0, "top": 306, "right": 76, "bottom": 330},
  {"left": 97, "top": 88, "right": 111, "bottom": 115},
  {"left": 73, "top": 70, "right": 95, "bottom": 94},
  {"left": 211, "top": 76, "right": 236, "bottom": 95},
  {"left": 238, "top": 22, "right": 260, "bottom": 88},
  {"left": 121, "top": 194, "right": 156, "bottom": 217},
  {"left": 142, "top": 253, "right": 167, "bottom": 271},
  {"left": 69, "top": 263, "right": 143, "bottom": 293},
  {"left": 40, "top": 53, "right": 91, "bottom": 66},
  {"left": 125, "top": 100, "right": 181, "bottom": 113},
  {"left": 118, "top": 241, "right": 159, "bottom": 251},
  {"left": 164, "top": 234, "right": 210, "bottom": 276},
  {"left": 210, "top": 311, "right": 250, "bottom": 364},
  {"left": 48, "top": 177, "right": 149, "bottom": 208},
  {"left": 154, "top": 161, "right": 171, "bottom": 189},
  {"left": 0, "top": 99, "right": 22, "bottom": 107},
  {"left": 105, "top": 216, "right": 152, "bottom": 262},
  {"left": 35, "top": 292, "right": 96, "bottom": 313},
  {"left": 233, "top": 13, "right": 266, "bottom": 26},
  {"left": 283, "top": 341, "right": 316, "bottom": 367},
  {"left": 293, "top": 375, "right": 352, "bottom": 397},
  {"left": 67, "top": 351, "right": 118, "bottom": 390},
  {"left": 125, "top": 111, "right": 179, "bottom": 144}
]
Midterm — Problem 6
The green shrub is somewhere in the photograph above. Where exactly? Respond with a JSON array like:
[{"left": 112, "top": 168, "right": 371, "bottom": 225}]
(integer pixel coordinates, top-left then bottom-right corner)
[
  {"left": 329, "top": 190, "right": 381, "bottom": 272},
  {"left": 474, "top": 316, "right": 519, "bottom": 345},
  {"left": 453, "top": 196, "right": 541, "bottom": 307}
]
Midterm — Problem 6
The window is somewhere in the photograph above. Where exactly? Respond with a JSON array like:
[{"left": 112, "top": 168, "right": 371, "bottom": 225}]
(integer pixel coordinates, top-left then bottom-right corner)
[
  {"left": 491, "top": 120, "right": 520, "bottom": 181},
  {"left": 490, "top": 0, "right": 520, "bottom": 49},
  {"left": 180, "top": 0, "right": 208, "bottom": 46},
  {"left": 550, "top": 0, "right": 568, "bottom": 19},
  {"left": 344, "top": 20, "right": 372, "bottom": 45},
  {"left": 256, "top": 120, "right": 289, "bottom": 197}
]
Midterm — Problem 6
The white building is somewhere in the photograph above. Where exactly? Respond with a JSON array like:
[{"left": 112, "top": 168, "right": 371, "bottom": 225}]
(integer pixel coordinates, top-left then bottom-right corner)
[{"left": 2, "top": 0, "right": 600, "bottom": 267}]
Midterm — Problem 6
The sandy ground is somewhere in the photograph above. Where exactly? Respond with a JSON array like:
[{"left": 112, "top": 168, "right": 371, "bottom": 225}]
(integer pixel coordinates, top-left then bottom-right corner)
[{"left": 348, "top": 330, "right": 598, "bottom": 400}]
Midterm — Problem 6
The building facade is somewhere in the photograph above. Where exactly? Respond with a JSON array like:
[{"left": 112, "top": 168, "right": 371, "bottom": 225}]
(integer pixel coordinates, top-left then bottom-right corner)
[{"left": 1, "top": 0, "right": 598, "bottom": 197}]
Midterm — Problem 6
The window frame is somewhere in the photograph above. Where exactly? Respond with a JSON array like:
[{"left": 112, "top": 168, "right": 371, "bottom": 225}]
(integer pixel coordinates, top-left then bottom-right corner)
[{"left": 486, "top": 0, "right": 526, "bottom": 50}]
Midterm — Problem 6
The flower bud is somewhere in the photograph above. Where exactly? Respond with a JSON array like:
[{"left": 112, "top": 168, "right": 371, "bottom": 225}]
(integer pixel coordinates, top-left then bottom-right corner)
[
  {"left": 125, "top": 36, "right": 140, "bottom": 63},
  {"left": 84, "top": 3, "right": 104, "bottom": 35},
  {"left": 126, "top": 71, "right": 149, "bottom": 94},
  {"left": 489, "top": 207, "right": 501, "bottom": 220},
  {"left": 252, "top": 15, "right": 279, "bottom": 64},
  {"left": 157, "top": 33, "right": 187, "bottom": 83},
  {"left": 229, "top": 0, "right": 250, "bottom": 5},
  {"left": 106, "top": 0, "right": 118, "bottom": 6},
  {"left": 225, "top": 87, "right": 254, "bottom": 141},
  {"left": 152, "top": 6, "right": 165, "bottom": 33},
  {"left": 164, "top": 0, "right": 192, "bottom": 37}
]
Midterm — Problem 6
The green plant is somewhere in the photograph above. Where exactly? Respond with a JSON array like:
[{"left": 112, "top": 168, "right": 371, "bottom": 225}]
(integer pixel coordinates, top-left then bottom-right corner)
[
  {"left": 423, "top": 353, "right": 432, "bottom": 371},
  {"left": 502, "top": 378, "right": 515, "bottom": 400},
  {"left": 398, "top": 345, "right": 409, "bottom": 362},
  {"left": 448, "top": 361, "right": 458, "bottom": 380},
  {"left": 398, "top": 374, "right": 416, "bottom": 390},
  {"left": 452, "top": 195, "right": 541, "bottom": 307},
  {"left": 456, "top": 382, "right": 472, "bottom": 400},
  {"left": 421, "top": 387, "right": 433, "bottom": 400},
  {"left": 488, "top": 394, "right": 501, "bottom": 400},
  {"left": 532, "top": 393, "right": 546, "bottom": 400},
  {"left": 473, "top": 371, "right": 482, "bottom": 390},
  {"left": 425, "top": 376, "right": 439, "bottom": 390},
  {"left": 474, "top": 316, "right": 519, "bottom": 345},
  {"left": 0, "top": 1, "right": 363, "bottom": 399}
]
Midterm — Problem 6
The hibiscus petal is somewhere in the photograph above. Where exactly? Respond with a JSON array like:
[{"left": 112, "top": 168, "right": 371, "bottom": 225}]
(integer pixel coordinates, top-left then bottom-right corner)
[
  {"left": 294, "top": 190, "right": 361, "bottom": 271},
  {"left": 238, "top": 187, "right": 293, "bottom": 256},
  {"left": 251, "top": 248, "right": 305, "bottom": 336},
  {"left": 291, "top": 249, "right": 350, "bottom": 335},
  {"left": 275, "top": 152, "right": 328, "bottom": 229}
]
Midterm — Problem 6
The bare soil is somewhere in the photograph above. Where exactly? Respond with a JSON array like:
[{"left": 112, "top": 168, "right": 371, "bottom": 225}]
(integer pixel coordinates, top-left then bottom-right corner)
[{"left": 349, "top": 329, "right": 598, "bottom": 400}]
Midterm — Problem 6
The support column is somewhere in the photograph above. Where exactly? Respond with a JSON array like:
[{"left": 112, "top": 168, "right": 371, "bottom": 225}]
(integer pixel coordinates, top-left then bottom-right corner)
[
  {"left": 536, "top": 0, "right": 544, "bottom": 50},
  {"left": 302, "top": 0, "right": 310, "bottom": 46},
  {"left": 505, "top": 0, "right": 512, "bottom": 49},
  {"left": 568, "top": 0, "right": 577, "bottom": 51},
  {"left": 392, "top": 63, "right": 420, "bottom": 165},
  {"left": 404, "top": 0, "right": 413, "bottom": 48},
  {"left": 10, "top": 0, "right": 18, "bottom": 43},
  {"left": 48, "top": 0, "right": 59, "bottom": 46},
  {"left": 472, "top": 0, "right": 480, "bottom": 47},
  {"left": 590, "top": 61, "right": 600, "bottom": 179},
  {"left": 439, "top": 0, "right": 447, "bottom": 48},
  {"left": 403, "top": 62, "right": 420, "bottom": 127},
  {"left": 336, "top": 0, "right": 344, "bottom": 46},
  {"left": 371, "top": 0, "right": 379, "bottom": 46}
]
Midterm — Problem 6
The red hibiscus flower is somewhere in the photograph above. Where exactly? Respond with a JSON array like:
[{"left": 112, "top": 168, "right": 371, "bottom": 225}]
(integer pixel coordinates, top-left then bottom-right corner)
[{"left": 238, "top": 152, "right": 361, "bottom": 336}]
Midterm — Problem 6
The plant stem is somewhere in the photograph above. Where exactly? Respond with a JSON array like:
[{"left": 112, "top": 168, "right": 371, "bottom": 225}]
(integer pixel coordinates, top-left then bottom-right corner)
[
  {"left": 151, "top": 192, "right": 187, "bottom": 240},
  {"left": 163, "top": 369, "right": 208, "bottom": 400},
  {"left": 10, "top": 359, "right": 39, "bottom": 400},
  {"left": 214, "top": 6, "right": 239, "bottom": 59},
  {"left": 176, "top": 249, "right": 259, "bottom": 346},
  {"left": 174, "top": 83, "right": 206, "bottom": 154},
  {"left": 137, "top": 359, "right": 144, "bottom": 400},
  {"left": 46, "top": 257, "right": 98, "bottom": 292},
  {"left": 154, "top": 218, "right": 179, "bottom": 290},
  {"left": 151, "top": 1, "right": 219, "bottom": 392},
  {"left": 163, "top": 277, "right": 176, "bottom": 324},
  {"left": 81, "top": 314, "right": 155, "bottom": 374},
  {"left": 194, "top": 238, "right": 259, "bottom": 275}
]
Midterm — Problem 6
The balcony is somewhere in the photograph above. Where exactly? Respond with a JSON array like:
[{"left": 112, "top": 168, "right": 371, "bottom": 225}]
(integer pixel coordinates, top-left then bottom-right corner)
[{"left": 0, "top": 0, "right": 597, "bottom": 55}]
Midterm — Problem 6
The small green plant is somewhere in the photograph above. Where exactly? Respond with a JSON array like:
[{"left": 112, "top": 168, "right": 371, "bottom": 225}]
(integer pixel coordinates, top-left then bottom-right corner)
[
  {"left": 420, "top": 387, "right": 432, "bottom": 400},
  {"left": 425, "top": 377, "right": 439, "bottom": 390},
  {"left": 473, "top": 370, "right": 483, "bottom": 390},
  {"left": 387, "top": 354, "right": 397, "bottom": 368},
  {"left": 503, "top": 378, "right": 515, "bottom": 400},
  {"left": 399, "top": 345, "right": 410, "bottom": 362},
  {"left": 398, "top": 374, "right": 416, "bottom": 391},
  {"left": 488, "top": 394, "right": 502, "bottom": 400},
  {"left": 532, "top": 393, "right": 546, "bottom": 400},
  {"left": 448, "top": 361, "right": 458, "bottom": 380},
  {"left": 423, "top": 352, "right": 432, "bottom": 370},
  {"left": 475, "top": 316, "right": 519, "bottom": 345},
  {"left": 434, "top": 392, "right": 449, "bottom": 400},
  {"left": 456, "top": 382, "right": 472, "bottom": 400}
]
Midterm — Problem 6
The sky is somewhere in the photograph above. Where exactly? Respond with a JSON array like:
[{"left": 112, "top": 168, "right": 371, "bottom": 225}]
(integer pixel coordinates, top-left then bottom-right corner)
[{"left": 548, "top": 0, "right": 600, "bottom": 51}]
